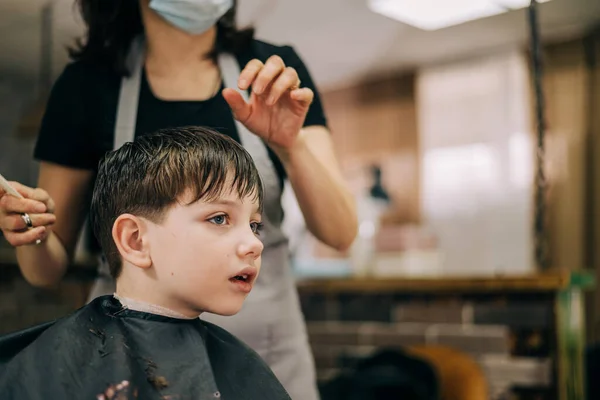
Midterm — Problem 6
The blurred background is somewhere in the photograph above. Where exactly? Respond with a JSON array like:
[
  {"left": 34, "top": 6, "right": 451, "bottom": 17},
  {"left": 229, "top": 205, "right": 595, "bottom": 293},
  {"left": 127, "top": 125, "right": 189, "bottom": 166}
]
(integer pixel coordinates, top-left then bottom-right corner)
[{"left": 1, "top": 0, "right": 600, "bottom": 399}]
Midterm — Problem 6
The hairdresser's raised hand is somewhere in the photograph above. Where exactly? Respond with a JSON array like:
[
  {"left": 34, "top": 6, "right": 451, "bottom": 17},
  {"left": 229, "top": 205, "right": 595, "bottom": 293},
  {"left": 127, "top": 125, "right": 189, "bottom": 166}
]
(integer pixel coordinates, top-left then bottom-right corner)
[
  {"left": 222, "top": 55, "right": 314, "bottom": 155},
  {"left": 0, "top": 181, "right": 55, "bottom": 246}
]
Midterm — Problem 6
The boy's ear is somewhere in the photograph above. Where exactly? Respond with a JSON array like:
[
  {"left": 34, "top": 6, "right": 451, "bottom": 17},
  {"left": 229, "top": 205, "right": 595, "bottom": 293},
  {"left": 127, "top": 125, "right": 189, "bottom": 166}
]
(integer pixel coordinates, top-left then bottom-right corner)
[{"left": 112, "top": 214, "right": 152, "bottom": 269}]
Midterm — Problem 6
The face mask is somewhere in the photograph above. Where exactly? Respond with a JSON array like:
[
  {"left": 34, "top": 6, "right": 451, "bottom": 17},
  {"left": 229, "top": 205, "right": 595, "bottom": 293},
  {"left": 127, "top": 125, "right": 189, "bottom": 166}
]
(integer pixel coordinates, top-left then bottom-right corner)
[{"left": 149, "top": 0, "right": 234, "bottom": 35}]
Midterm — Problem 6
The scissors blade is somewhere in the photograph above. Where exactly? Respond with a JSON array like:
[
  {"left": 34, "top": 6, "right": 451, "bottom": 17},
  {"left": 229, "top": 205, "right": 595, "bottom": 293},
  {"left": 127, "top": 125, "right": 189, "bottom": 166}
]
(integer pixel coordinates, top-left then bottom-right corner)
[{"left": 0, "top": 173, "right": 24, "bottom": 199}]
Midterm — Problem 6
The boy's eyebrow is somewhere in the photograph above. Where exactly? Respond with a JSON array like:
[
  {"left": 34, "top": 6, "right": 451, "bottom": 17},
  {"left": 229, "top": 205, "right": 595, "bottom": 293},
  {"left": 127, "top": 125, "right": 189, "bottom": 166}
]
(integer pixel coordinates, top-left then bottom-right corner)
[
  {"left": 208, "top": 199, "right": 239, "bottom": 208},
  {"left": 208, "top": 199, "right": 261, "bottom": 215}
]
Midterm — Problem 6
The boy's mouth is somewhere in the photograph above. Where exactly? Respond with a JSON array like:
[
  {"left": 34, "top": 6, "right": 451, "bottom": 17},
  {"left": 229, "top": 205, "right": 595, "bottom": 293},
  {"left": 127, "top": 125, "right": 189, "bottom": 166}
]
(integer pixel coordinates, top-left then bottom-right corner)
[{"left": 229, "top": 266, "right": 258, "bottom": 293}]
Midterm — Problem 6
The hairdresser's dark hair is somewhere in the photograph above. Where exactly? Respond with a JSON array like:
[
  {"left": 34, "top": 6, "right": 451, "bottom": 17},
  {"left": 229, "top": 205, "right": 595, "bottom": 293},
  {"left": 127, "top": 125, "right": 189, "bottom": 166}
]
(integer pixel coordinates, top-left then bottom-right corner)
[
  {"left": 68, "top": 0, "right": 254, "bottom": 76},
  {"left": 90, "top": 126, "right": 264, "bottom": 278}
]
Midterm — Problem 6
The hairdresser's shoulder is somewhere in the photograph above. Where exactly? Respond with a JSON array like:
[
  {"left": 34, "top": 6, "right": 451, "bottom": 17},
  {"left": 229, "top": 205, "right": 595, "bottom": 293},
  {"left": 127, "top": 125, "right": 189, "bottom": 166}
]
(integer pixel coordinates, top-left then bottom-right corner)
[{"left": 53, "top": 59, "right": 120, "bottom": 91}]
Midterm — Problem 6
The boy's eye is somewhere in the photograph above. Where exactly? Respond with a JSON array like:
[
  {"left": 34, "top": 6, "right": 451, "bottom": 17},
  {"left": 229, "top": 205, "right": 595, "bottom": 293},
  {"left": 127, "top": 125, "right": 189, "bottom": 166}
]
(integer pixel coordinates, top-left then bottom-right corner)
[
  {"left": 209, "top": 215, "right": 228, "bottom": 225},
  {"left": 250, "top": 221, "right": 264, "bottom": 236}
]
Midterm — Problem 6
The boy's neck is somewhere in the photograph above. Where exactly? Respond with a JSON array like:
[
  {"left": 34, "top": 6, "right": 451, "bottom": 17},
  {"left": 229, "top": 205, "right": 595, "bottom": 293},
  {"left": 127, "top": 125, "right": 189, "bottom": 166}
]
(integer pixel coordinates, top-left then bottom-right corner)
[{"left": 113, "top": 293, "right": 198, "bottom": 320}]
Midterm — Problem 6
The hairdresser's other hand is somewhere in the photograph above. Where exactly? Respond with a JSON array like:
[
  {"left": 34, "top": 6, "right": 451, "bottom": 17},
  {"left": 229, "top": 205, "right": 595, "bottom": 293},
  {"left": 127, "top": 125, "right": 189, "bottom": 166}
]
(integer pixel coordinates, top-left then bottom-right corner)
[
  {"left": 0, "top": 181, "right": 55, "bottom": 246},
  {"left": 222, "top": 56, "right": 314, "bottom": 154}
]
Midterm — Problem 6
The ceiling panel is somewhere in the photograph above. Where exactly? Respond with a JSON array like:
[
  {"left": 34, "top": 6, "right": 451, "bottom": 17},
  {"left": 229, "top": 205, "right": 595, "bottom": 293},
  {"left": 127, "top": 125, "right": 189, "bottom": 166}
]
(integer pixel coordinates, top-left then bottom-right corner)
[{"left": 0, "top": 0, "right": 598, "bottom": 90}]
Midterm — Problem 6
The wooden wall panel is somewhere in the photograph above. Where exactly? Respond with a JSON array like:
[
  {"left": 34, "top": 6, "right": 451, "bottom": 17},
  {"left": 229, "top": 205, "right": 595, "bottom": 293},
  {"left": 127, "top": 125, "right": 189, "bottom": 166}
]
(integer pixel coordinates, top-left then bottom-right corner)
[
  {"left": 320, "top": 74, "right": 420, "bottom": 223},
  {"left": 542, "top": 39, "right": 591, "bottom": 274},
  {"left": 583, "top": 32, "right": 600, "bottom": 342}
]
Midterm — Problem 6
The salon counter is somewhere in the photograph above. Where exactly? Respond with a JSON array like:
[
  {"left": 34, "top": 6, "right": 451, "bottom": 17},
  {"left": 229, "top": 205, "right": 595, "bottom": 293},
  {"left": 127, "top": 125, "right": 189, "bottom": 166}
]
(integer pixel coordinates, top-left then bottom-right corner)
[
  {"left": 295, "top": 269, "right": 593, "bottom": 293},
  {"left": 296, "top": 269, "right": 594, "bottom": 400}
]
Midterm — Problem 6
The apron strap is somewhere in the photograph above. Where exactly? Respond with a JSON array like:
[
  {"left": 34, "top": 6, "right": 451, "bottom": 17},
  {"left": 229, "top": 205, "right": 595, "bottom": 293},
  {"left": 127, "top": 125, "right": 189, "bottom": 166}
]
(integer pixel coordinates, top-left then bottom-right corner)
[
  {"left": 97, "top": 36, "right": 145, "bottom": 280},
  {"left": 114, "top": 36, "right": 145, "bottom": 149}
]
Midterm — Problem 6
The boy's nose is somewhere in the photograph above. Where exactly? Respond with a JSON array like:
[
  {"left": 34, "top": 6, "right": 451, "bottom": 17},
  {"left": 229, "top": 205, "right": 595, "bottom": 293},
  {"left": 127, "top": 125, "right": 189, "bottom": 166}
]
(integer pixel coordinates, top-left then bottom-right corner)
[{"left": 238, "top": 230, "right": 264, "bottom": 259}]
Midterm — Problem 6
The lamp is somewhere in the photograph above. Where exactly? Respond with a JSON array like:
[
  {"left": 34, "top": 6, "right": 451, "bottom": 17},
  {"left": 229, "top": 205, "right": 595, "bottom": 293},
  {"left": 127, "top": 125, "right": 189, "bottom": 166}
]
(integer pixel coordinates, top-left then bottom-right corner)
[{"left": 368, "top": 0, "right": 552, "bottom": 31}]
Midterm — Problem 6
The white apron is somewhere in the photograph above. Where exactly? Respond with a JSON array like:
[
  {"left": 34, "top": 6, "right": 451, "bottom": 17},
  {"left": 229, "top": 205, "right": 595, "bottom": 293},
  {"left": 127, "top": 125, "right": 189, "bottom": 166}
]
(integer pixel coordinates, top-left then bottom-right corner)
[{"left": 86, "top": 37, "right": 320, "bottom": 400}]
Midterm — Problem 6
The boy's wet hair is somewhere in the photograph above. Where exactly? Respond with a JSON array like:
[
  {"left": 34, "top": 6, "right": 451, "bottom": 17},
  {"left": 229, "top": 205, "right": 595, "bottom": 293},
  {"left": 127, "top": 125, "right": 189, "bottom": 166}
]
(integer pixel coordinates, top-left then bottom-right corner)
[{"left": 90, "top": 126, "right": 263, "bottom": 278}]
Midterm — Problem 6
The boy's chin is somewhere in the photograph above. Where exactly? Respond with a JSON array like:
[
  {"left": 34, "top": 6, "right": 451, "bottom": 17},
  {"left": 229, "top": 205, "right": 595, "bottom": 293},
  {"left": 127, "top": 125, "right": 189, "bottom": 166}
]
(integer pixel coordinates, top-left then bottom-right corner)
[{"left": 206, "top": 302, "right": 244, "bottom": 317}]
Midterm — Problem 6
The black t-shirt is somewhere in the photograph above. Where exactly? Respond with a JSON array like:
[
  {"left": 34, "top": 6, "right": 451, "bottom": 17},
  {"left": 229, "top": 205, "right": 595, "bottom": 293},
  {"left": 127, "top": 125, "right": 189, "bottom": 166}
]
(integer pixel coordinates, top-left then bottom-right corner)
[{"left": 33, "top": 39, "right": 328, "bottom": 188}]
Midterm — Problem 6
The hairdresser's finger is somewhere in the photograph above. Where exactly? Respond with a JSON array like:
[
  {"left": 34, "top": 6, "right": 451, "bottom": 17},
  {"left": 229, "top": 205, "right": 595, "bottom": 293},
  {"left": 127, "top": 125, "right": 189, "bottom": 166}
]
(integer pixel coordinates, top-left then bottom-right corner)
[
  {"left": 104, "top": 386, "right": 115, "bottom": 399},
  {"left": 290, "top": 87, "right": 314, "bottom": 105},
  {"left": 0, "top": 195, "right": 47, "bottom": 215},
  {"left": 251, "top": 56, "right": 285, "bottom": 96},
  {"left": 26, "top": 187, "right": 52, "bottom": 206},
  {"left": 3, "top": 226, "right": 46, "bottom": 247},
  {"left": 0, "top": 182, "right": 53, "bottom": 213},
  {"left": 264, "top": 67, "right": 299, "bottom": 106},
  {"left": 45, "top": 196, "right": 55, "bottom": 214},
  {"left": 222, "top": 88, "right": 252, "bottom": 123},
  {"left": 238, "top": 59, "right": 264, "bottom": 91},
  {"left": 2, "top": 213, "right": 55, "bottom": 232}
]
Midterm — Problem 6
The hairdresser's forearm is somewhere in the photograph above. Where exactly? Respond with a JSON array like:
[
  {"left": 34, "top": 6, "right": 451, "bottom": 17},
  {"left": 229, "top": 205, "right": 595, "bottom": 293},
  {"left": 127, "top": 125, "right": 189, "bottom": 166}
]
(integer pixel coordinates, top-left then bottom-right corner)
[
  {"left": 16, "top": 231, "right": 69, "bottom": 287},
  {"left": 275, "top": 127, "right": 357, "bottom": 251}
]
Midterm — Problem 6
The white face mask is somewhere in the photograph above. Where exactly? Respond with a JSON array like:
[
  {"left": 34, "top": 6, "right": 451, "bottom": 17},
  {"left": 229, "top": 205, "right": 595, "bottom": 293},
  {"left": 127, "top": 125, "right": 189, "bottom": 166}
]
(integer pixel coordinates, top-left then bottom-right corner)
[{"left": 149, "top": 0, "right": 234, "bottom": 35}]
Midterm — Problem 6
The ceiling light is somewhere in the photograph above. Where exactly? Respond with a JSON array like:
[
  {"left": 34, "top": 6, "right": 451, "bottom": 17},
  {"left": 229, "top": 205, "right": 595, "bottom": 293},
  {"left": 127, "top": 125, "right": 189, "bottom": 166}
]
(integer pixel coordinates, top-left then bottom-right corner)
[{"left": 368, "top": 0, "right": 552, "bottom": 31}]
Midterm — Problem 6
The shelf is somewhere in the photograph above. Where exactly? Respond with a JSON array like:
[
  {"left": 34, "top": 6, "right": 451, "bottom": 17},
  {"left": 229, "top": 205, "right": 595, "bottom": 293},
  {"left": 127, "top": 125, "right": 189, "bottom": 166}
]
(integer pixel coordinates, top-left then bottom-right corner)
[{"left": 296, "top": 270, "right": 595, "bottom": 294}]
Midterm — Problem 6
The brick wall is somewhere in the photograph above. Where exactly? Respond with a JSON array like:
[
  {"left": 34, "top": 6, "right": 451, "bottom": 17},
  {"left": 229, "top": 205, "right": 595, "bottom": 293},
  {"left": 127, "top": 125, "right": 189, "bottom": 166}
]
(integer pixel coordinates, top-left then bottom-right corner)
[{"left": 298, "top": 290, "right": 556, "bottom": 400}]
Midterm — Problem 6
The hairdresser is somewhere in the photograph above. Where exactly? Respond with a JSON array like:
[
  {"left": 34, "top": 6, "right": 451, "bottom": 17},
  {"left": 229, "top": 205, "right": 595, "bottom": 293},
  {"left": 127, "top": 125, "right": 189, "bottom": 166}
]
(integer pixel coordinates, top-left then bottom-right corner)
[{"left": 0, "top": 1, "right": 357, "bottom": 398}]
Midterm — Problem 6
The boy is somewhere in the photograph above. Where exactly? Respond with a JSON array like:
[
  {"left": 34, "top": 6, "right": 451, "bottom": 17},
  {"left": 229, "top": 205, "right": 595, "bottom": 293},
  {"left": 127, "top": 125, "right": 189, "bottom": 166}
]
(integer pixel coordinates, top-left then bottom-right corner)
[{"left": 0, "top": 127, "right": 291, "bottom": 400}]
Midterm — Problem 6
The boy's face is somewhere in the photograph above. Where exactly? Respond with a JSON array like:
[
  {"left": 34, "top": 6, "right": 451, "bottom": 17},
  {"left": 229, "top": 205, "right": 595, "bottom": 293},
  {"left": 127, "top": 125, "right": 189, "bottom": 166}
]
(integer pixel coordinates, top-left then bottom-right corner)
[{"left": 145, "top": 185, "right": 263, "bottom": 317}]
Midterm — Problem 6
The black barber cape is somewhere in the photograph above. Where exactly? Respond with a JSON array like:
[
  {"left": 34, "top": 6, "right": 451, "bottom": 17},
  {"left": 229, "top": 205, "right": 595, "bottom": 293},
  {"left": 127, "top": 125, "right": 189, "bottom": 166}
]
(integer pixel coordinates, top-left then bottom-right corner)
[{"left": 0, "top": 296, "right": 290, "bottom": 400}]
